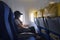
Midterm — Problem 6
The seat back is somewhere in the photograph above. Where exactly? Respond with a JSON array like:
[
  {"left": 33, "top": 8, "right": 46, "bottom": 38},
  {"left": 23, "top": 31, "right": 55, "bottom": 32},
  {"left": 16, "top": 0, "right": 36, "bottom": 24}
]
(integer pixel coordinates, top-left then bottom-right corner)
[
  {"left": 46, "top": 17, "right": 60, "bottom": 34},
  {"left": 35, "top": 17, "right": 45, "bottom": 27},
  {"left": 0, "top": 1, "right": 17, "bottom": 40}
]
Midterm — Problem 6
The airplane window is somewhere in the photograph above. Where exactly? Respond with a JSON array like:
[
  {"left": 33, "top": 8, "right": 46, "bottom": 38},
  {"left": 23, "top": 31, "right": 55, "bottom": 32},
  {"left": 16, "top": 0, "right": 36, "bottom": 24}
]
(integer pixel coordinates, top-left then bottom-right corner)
[{"left": 30, "top": 13, "right": 34, "bottom": 22}]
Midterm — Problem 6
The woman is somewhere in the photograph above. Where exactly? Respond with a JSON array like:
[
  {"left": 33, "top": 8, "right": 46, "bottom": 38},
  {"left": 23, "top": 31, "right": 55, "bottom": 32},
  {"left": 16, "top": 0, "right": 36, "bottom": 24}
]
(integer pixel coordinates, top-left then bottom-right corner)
[
  {"left": 14, "top": 11, "right": 36, "bottom": 40},
  {"left": 14, "top": 11, "right": 30, "bottom": 33}
]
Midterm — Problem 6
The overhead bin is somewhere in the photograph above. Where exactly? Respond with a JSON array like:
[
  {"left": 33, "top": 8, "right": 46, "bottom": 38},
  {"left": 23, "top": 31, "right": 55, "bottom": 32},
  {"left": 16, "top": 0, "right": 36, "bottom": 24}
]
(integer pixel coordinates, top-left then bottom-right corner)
[
  {"left": 57, "top": 3, "right": 60, "bottom": 16},
  {"left": 43, "top": 2, "right": 60, "bottom": 17}
]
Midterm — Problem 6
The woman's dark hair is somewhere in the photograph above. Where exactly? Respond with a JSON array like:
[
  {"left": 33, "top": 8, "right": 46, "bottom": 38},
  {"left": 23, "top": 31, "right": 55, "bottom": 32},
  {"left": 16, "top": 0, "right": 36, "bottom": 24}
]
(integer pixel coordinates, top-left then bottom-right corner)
[
  {"left": 14, "top": 11, "right": 22, "bottom": 16},
  {"left": 14, "top": 11, "right": 22, "bottom": 18}
]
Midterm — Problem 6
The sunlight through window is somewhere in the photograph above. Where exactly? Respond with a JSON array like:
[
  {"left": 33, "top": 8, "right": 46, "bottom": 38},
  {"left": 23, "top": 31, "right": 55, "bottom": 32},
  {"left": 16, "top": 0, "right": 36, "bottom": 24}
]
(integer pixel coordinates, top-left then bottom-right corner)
[
  {"left": 19, "top": 15, "right": 23, "bottom": 22},
  {"left": 30, "top": 13, "right": 34, "bottom": 22}
]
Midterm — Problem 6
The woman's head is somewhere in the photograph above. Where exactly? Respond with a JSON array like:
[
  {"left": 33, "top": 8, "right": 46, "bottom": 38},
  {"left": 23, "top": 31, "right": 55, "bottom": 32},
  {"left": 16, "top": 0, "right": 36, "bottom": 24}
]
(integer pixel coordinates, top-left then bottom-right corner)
[{"left": 14, "top": 11, "right": 23, "bottom": 18}]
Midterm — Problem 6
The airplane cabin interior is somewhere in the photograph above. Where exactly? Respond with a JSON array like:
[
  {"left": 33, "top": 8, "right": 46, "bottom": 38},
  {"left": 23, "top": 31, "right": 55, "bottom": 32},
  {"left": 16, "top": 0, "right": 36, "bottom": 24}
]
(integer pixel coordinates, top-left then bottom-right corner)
[{"left": 0, "top": 0, "right": 60, "bottom": 40}]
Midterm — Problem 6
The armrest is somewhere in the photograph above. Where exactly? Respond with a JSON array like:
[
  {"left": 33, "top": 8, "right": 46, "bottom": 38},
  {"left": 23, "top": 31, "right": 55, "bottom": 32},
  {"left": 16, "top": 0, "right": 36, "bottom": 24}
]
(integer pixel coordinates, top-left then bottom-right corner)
[{"left": 20, "top": 32, "right": 34, "bottom": 35}]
